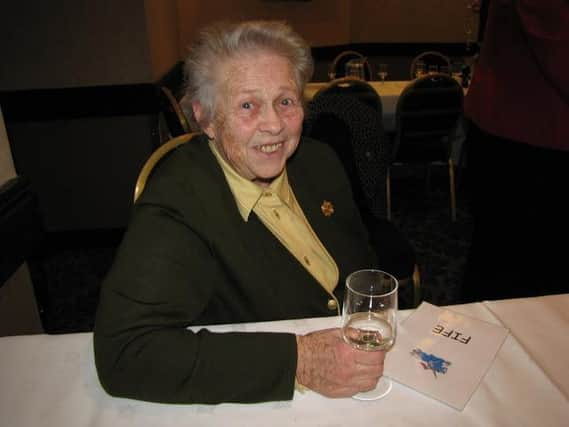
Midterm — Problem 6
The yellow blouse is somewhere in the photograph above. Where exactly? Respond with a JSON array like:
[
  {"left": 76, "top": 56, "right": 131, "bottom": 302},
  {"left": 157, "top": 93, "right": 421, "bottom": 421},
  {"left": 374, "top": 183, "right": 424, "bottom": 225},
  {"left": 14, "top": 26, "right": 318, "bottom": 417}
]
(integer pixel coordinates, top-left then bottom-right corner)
[{"left": 209, "top": 141, "right": 339, "bottom": 302}]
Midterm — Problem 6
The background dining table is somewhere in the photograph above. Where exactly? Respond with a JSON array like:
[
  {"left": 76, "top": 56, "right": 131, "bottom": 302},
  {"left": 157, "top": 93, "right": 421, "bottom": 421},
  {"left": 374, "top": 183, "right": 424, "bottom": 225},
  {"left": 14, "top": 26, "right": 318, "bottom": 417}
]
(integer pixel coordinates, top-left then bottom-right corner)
[{"left": 1, "top": 294, "right": 568, "bottom": 427}]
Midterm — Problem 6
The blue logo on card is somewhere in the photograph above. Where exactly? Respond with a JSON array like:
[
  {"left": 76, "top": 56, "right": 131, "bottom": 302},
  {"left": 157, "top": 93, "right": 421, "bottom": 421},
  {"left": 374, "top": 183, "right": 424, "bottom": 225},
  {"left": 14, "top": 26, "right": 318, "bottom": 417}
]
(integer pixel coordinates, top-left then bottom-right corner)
[{"left": 411, "top": 348, "right": 451, "bottom": 378}]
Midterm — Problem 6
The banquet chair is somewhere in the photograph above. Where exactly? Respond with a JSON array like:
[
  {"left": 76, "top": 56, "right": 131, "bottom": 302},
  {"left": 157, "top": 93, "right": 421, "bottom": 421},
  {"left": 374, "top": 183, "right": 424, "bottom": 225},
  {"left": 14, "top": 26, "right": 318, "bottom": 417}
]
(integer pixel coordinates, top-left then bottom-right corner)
[
  {"left": 328, "top": 50, "right": 372, "bottom": 80},
  {"left": 157, "top": 86, "right": 192, "bottom": 142},
  {"left": 313, "top": 77, "right": 383, "bottom": 112},
  {"left": 389, "top": 74, "right": 464, "bottom": 222},
  {"left": 307, "top": 78, "right": 385, "bottom": 218},
  {"left": 304, "top": 80, "right": 421, "bottom": 308},
  {"left": 409, "top": 51, "right": 451, "bottom": 79},
  {"left": 134, "top": 132, "right": 199, "bottom": 202}
]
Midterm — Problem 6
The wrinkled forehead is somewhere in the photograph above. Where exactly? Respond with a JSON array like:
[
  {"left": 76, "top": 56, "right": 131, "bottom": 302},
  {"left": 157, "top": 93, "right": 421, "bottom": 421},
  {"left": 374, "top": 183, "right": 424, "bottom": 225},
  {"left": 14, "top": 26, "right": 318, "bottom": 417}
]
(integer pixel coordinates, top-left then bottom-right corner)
[{"left": 215, "top": 50, "right": 299, "bottom": 98}]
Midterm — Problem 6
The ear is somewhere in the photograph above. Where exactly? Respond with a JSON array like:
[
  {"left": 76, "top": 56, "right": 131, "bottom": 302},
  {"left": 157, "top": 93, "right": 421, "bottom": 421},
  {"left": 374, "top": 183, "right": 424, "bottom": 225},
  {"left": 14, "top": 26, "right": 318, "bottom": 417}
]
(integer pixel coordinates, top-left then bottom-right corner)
[{"left": 192, "top": 101, "right": 216, "bottom": 140}]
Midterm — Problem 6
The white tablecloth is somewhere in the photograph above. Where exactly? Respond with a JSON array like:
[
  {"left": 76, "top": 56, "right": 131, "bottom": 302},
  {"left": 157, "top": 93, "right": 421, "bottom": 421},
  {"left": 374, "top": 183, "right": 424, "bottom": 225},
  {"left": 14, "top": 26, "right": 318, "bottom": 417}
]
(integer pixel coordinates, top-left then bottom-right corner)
[
  {"left": 1, "top": 296, "right": 568, "bottom": 426},
  {"left": 484, "top": 293, "right": 569, "bottom": 400}
]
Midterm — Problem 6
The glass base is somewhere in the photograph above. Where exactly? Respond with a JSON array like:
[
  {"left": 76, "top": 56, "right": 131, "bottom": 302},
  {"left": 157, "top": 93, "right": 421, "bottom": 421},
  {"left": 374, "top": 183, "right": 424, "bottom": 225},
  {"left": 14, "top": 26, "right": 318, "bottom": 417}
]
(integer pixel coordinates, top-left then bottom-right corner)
[{"left": 352, "top": 377, "right": 392, "bottom": 401}]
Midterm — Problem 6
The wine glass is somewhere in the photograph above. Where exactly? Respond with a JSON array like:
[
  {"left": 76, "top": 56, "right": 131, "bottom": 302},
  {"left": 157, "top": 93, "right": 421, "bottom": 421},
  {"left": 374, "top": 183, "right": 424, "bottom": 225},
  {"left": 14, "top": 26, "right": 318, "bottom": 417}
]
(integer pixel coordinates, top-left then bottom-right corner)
[
  {"left": 378, "top": 63, "right": 388, "bottom": 83},
  {"left": 342, "top": 269, "right": 398, "bottom": 400},
  {"left": 345, "top": 59, "right": 366, "bottom": 80},
  {"left": 414, "top": 61, "right": 426, "bottom": 79}
]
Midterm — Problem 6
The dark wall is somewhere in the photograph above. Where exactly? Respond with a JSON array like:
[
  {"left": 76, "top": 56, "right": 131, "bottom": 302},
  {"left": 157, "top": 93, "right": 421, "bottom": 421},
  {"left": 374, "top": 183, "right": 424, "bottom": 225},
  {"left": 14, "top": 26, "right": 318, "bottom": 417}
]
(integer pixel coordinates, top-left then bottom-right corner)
[
  {"left": 0, "top": 0, "right": 153, "bottom": 90},
  {"left": 7, "top": 115, "right": 157, "bottom": 231},
  {"left": 2, "top": 85, "right": 161, "bottom": 232}
]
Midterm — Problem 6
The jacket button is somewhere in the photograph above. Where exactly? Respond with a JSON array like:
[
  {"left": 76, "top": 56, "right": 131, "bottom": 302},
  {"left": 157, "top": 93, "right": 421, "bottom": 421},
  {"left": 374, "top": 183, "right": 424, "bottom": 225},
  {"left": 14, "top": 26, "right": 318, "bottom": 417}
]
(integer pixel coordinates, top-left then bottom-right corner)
[{"left": 327, "top": 299, "right": 338, "bottom": 311}]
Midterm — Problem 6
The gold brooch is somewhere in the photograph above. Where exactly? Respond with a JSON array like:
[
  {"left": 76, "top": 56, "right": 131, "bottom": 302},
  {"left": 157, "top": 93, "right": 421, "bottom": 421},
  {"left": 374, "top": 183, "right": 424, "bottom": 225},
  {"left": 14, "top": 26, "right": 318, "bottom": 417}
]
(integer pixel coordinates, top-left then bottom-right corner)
[{"left": 321, "top": 200, "right": 334, "bottom": 217}]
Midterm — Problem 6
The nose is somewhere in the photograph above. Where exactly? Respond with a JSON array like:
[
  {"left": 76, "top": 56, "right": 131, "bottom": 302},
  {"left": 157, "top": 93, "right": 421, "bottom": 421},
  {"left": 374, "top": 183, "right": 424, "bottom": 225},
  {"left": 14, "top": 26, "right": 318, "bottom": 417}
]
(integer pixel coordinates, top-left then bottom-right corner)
[{"left": 259, "top": 105, "right": 284, "bottom": 134}]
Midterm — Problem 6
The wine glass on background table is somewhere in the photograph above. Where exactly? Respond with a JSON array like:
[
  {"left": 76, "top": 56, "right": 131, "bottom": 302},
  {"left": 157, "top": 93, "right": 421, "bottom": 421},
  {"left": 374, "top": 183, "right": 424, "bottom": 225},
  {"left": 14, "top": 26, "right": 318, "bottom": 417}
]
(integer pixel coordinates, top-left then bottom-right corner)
[
  {"left": 342, "top": 269, "right": 398, "bottom": 400},
  {"left": 345, "top": 58, "right": 366, "bottom": 80},
  {"left": 378, "top": 63, "right": 388, "bottom": 83},
  {"left": 414, "top": 61, "right": 426, "bottom": 79}
]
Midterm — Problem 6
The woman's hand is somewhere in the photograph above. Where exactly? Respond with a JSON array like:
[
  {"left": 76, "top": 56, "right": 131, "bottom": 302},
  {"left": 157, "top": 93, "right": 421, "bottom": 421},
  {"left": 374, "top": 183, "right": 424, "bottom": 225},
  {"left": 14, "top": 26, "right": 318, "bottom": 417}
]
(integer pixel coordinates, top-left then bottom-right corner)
[{"left": 295, "top": 328, "right": 385, "bottom": 398}]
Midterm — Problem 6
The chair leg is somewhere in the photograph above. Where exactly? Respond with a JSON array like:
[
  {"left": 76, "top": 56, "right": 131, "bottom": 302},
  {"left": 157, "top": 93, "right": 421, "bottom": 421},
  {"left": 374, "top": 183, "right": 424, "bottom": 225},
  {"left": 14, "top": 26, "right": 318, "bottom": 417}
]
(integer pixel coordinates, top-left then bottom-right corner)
[
  {"left": 448, "top": 158, "right": 457, "bottom": 222},
  {"left": 386, "top": 168, "right": 392, "bottom": 221}
]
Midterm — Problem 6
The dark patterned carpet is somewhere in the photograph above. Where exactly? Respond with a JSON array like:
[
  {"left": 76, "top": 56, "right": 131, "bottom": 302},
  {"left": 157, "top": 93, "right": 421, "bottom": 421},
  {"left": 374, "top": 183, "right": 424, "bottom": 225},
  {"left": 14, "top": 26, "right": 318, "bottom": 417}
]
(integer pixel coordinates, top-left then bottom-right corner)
[
  {"left": 32, "top": 166, "right": 473, "bottom": 334},
  {"left": 391, "top": 169, "right": 472, "bottom": 308}
]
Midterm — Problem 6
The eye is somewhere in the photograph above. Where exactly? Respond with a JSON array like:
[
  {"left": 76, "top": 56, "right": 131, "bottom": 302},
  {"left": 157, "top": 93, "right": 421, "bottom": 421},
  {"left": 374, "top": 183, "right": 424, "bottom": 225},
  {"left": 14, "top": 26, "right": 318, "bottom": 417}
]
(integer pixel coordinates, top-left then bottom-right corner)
[
  {"left": 280, "top": 98, "right": 294, "bottom": 106},
  {"left": 241, "top": 101, "right": 252, "bottom": 110}
]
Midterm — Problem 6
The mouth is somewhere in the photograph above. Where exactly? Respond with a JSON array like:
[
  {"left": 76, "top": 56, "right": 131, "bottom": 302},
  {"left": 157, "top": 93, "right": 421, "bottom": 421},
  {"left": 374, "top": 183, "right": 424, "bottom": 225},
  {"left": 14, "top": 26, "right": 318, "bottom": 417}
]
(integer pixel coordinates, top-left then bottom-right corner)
[{"left": 256, "top": 142, "right": 283, "bottom": 154}]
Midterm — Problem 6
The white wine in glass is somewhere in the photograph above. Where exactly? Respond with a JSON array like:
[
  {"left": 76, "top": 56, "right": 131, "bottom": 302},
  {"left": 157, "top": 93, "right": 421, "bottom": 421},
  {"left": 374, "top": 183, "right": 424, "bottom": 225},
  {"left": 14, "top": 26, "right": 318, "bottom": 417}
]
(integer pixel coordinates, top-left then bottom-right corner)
[
  {"left": 343, "top": 312, "right": 395, "bottom": 351},
  {"left": 342, "top": 269, "right": 398, "bottom": 400}
]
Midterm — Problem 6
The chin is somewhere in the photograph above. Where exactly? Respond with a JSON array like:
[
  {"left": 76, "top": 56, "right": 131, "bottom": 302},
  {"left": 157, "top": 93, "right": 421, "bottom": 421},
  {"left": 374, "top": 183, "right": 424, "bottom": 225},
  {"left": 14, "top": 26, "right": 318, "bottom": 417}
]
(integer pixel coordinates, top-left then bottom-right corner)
[
  {"left": 255, "top": 165, "right": 285, "bottom": 181},
  {"left": 256, "top": 171, "right": 283, "bottom": 182}
]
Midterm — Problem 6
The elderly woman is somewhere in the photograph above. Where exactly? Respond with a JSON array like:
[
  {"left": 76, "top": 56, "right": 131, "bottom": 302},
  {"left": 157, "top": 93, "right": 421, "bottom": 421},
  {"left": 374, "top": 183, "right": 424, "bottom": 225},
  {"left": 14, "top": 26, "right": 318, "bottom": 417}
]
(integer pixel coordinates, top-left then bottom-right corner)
[{"left": 94, "top": 20, "right": 385, "bottom": 404}]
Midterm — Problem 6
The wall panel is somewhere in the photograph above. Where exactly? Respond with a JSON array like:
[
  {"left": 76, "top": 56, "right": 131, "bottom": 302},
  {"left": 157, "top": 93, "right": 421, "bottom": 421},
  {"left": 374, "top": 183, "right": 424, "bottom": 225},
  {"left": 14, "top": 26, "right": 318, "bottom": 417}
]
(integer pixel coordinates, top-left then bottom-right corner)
[
  {"left": 176, "top": 0, "right": 351, "bottom": 50},
  {"left": 0, "top": 0, "right": 153, "bottom": 90},
  {"left": 351, "top": 0, "right": 477, "bottom": 43},
  {"left": 174, "top": 0, "right": 478, "bottom": 51}
]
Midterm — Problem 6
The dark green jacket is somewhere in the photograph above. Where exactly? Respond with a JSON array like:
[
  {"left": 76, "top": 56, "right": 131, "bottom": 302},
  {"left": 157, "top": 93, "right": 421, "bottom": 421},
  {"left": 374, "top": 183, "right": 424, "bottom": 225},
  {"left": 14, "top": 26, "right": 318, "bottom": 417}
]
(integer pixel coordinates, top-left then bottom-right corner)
[{"left": 94, "top": 135, "right": 375, "bottom": 404}]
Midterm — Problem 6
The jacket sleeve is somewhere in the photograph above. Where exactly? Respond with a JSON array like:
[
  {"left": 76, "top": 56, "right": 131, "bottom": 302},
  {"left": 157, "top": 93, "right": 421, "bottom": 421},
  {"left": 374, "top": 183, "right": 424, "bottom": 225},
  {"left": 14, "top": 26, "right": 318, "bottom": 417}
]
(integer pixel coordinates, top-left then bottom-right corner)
[{"left": 93, "top": 199, "right": 297, "bottom": 404}]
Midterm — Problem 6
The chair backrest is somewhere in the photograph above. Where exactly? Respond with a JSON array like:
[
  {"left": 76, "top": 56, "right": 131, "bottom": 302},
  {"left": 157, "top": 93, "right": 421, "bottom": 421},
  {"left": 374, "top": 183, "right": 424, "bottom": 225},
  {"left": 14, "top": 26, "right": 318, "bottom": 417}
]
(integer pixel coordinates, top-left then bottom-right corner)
[
  {"left": 393, "top": 74, "right": 464, "bottom": 163},
  {"left": 305, "top": 84, "right": 418, "bottom": 297},
  {"left": 134, "top": 132, "right": 198, "bottom": 202},
  {"left": 328, "top": 50, "right": 372, "bottom": 81},
  {"left": 409, "top": 51, "right": 451, "bottom": 79},
  {"left": 304, "top": 80, "right": 388, "bottom": 219},
  {"left": 158, "top": 86, "right": 191, "bottom": 139},
  {"left": 314, "top": 77, "right": 383, "bottom": 113}
]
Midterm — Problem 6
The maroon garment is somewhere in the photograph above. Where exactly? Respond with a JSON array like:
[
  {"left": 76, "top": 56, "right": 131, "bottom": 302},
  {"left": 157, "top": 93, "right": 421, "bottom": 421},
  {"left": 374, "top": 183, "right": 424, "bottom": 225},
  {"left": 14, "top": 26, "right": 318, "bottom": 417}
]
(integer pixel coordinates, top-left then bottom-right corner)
[{"left": 465, "top": 0, "right": 569, "bottom": 151}]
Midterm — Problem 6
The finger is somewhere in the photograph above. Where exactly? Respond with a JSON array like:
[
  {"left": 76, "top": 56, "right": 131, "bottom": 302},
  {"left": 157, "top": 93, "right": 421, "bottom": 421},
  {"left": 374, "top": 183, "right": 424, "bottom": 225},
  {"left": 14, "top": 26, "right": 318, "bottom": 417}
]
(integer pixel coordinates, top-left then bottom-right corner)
[
  {"left": 324, "top": 378, "right": 380, "bottom": 398},
  {"left": 353, "top": 351, "right": 385, "bottom": 367},
  {"left": 349, "top": 376, "right": 382, "bottom": 393},
  {"left": 355, "top": 359, "right": 385, "bottom": 380}
]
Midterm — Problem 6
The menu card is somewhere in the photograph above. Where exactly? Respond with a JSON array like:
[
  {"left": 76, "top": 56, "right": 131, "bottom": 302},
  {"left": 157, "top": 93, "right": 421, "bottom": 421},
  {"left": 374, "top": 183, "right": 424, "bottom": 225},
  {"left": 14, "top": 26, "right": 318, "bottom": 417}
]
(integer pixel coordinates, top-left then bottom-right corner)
[{"left": 384, "top": 302, "right": 508, "bottom": 410}]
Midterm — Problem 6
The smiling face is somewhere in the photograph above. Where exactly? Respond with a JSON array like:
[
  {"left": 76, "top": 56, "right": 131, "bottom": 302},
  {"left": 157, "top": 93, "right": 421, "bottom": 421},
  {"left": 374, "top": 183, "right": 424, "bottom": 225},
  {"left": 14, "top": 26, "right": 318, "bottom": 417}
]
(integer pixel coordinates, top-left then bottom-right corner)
[{"left": 200, "top": 51, "right": 304, "bottom": 185}]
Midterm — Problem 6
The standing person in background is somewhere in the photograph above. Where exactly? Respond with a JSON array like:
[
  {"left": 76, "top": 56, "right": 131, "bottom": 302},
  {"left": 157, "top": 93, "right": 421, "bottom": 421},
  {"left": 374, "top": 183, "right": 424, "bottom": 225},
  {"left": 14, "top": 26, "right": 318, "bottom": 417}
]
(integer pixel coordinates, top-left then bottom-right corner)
[{"left": 462, "top": 0, "right": 569, "bottom": 302}]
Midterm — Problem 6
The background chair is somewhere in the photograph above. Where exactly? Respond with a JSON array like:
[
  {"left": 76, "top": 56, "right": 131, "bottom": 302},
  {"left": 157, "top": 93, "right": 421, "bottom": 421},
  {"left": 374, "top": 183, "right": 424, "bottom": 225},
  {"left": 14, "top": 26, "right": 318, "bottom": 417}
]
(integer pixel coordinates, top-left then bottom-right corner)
[
  {"left": 409, "top": 51, "right": 451, "bottom": 79},
  {"left": 134, "top": 132, "right": 198, "bottom": 202},
  {"left": 328, "top": 50, "right": 372, "bottom": 81},
  {"left": 156, "top": 86, "right": 192, "bottom": 143},
  {"left": 313, "top": 77, "right": 383, "bottom": 112},
  {"left": 303, "top": 79, "right": 421, "bottom": 307},
  {"left": 306, "top": 78, "right": 386, "bottom": 219},
  {"left": 389, "top": 74, "right": 464, "bottom": 222}
]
